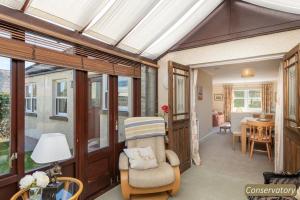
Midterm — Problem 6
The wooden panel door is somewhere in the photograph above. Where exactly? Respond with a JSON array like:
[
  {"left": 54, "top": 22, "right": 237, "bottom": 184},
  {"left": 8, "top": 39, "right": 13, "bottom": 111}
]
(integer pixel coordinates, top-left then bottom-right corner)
[
  {"left": 283, "top": 45, "right": 300, "bottom": 173},
  {"left": 85, "top": 73, "right": 116, "bottom": 199},
  {"left": 168, "top": 61, "right": 191, "bottom": 172}
]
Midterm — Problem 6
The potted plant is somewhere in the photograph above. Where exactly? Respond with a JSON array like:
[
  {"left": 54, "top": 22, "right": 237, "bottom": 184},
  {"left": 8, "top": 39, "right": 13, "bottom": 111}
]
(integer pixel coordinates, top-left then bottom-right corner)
[{"left": 19, "top": 171, "right": 50, "bottom": 200}]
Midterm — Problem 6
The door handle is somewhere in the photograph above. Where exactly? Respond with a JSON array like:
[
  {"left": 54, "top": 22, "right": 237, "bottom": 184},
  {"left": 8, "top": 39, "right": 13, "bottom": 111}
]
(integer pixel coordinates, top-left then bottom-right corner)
[{"left": 9, "top": 152, "right": 18, "bottom": 169}]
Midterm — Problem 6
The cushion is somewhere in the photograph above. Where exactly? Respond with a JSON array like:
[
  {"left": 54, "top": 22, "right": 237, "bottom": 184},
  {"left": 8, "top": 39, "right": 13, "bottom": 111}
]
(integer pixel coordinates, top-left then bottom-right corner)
[
  {"left": 124, "top": 117, "right": 165, "bottom": 140},
  {"left": 129, "top": 162, "right": 175, "bottom": 188},
  {"left": 124, "top": 147, "right": 158, "bottom": 170},
  {"left": 127, "top": 136, "right": 166, "bottom": 163}
]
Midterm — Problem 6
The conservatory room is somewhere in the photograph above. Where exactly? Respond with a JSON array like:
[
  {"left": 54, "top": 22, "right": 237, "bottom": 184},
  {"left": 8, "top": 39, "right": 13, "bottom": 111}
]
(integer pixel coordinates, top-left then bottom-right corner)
[{"left": 0, "top": 0, "right": 300, "bottom": 200}]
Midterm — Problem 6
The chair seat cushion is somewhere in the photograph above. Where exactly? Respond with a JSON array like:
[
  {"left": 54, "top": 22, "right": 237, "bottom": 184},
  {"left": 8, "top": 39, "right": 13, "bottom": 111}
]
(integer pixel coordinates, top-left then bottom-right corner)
[{"left": 129, "top": 162, "right": 175, "bottom": 188}]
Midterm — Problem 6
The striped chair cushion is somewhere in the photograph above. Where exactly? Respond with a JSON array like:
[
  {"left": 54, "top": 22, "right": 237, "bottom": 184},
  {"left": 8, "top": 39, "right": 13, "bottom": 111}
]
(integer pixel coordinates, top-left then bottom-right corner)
[{"left": 124, "top": 117, "right": 166, "bottom": 140}]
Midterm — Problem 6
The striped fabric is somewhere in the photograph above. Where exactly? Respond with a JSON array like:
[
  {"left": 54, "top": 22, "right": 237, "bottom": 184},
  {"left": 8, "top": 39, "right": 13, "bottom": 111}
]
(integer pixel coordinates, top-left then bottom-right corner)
[{"left": 124, "top": 117, "right": 166, "bottom": 140}]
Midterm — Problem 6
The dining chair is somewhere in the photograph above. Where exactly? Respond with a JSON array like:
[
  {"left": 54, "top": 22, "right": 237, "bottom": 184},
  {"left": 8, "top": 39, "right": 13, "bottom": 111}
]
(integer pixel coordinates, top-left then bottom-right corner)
[
  {"left": 10, "top": 177, "right": 83, "bottom": 200},
  {"left": 248, "top": 120, "right": 275, "bottom": 161}
]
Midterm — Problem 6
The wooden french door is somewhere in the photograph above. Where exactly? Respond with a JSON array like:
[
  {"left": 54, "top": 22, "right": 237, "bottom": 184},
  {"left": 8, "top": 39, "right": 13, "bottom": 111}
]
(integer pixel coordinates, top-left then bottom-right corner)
[
  {"left": 168, "top": 61, "right": 191, "bottom": 172},
  {"left": 83, "top": 73, "right": 139, "bottom": 199},
  {"left": 283, "top": 45, "right": 300, "bottom": 173},
  {"left": 84, "top": 73, "right": 116, "bottom": 199}
]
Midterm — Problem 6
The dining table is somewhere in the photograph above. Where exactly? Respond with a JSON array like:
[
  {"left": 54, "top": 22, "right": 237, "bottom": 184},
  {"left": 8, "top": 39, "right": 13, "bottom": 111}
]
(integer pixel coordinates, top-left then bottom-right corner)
[{"left": 240, "top": 117, "right": 275, "bottom": 154}]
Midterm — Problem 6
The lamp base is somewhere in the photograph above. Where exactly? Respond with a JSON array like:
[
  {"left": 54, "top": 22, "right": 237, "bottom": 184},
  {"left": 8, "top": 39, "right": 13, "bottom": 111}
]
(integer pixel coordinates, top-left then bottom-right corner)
[{"left": 42, "top": 181, "right": 64, "bottom": 200}]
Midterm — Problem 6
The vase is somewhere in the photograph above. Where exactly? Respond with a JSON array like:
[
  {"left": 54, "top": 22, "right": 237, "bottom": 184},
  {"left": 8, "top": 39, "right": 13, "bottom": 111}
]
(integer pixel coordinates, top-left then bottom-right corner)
[{"left": 29, "top": 187, "right": 43, "bottom": 200}]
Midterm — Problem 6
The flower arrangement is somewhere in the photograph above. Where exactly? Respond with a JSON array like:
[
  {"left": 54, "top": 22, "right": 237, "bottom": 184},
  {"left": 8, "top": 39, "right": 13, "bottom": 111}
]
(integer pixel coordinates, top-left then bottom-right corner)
[
  {"left": 19, "top": 171, "right": 49, "bottom": 200},
  {"left": 19, "top": 171, "right": 49, "bottom": 189},
  {"left": 161, "top": 104, "right": 169, "bottom": 114}
]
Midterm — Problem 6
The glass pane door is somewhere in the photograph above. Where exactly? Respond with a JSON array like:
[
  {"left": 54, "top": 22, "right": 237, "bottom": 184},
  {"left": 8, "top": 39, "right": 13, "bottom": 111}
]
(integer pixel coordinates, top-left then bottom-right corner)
[
  {"left": 88, "top": 73, "right": 109, "bottom": 152},
  {"left": 118, "top": 76, "right": 133, "bottom": 143},
  {"left": 0, "top": 57, "right": 11, "bottom": 175}
]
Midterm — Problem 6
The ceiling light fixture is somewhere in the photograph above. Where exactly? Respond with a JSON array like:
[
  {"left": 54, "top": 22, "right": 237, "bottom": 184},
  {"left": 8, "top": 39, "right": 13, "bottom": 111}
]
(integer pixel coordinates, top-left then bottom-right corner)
[{"left": 241, "top": 68, "right": 255, "bottom": 78}]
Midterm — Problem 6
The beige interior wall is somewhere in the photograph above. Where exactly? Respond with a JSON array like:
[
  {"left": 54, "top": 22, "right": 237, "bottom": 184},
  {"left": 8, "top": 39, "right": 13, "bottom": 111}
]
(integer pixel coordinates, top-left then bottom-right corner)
[{"left": 196, "top": 69, "right": 213, "bottom": 138}]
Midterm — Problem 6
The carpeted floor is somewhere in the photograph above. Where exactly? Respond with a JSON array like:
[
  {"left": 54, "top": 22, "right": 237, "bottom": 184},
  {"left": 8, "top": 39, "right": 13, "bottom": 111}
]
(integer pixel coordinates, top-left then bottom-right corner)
[{"left": 96, "top": 132, "right": 274, "bottom": 200}]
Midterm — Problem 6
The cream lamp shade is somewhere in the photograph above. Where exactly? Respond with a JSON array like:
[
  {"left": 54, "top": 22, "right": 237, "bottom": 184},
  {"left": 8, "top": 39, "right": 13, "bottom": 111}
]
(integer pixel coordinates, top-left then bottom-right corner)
[{"left": 31, "top": 133, "right": 71, "bottom": 164}]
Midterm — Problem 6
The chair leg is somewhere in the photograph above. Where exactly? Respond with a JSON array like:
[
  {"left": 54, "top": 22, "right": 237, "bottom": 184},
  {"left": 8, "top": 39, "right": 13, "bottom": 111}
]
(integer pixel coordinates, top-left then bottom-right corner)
[
  {"left": 266, "top": 143, "right": 271, "bottom": 161},
  {"left": 170, "top": 166, "right": 181, "bottom": 196},
  {"left": 232, "top": 135, "right": 235, "bottom": 150},
  {"left": 250, "top": 141, "right": 254, "bottom": 159},
  {"left": 120, "top": 170, "right": 131, "bottom": 200}
]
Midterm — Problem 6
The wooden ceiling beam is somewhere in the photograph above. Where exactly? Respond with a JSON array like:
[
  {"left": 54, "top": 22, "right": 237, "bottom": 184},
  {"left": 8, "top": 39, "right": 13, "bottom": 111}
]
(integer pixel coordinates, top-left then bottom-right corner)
[
  {"left": 0, "top": 5, "right": 157, "bottom": 67},
  {"left": 20, "top": 0, "right": 31, "bottom": 12}
]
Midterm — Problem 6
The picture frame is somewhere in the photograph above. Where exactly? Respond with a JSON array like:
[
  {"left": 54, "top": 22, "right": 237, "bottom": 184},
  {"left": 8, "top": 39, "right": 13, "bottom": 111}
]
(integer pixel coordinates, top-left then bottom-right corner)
[
  {"left": 214, "top": 94, "right": 223, "bottom": 101},
  {"left": 197, "top": 86, "right": 203, "bottom": 100}
]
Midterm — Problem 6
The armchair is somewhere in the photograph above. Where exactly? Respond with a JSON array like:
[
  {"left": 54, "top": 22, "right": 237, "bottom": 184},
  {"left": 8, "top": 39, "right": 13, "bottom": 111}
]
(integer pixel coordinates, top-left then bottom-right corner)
[{"left": 119, "top": 117, "right": 180, "bottom": 200}]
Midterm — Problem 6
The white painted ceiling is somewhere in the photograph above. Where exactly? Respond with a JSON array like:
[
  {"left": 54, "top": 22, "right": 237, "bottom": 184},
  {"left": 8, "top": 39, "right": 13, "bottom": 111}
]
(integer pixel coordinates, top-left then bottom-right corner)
[
  {"left": 0, "top": 0, "right": 299, "bottom": 59},
  {"left": 201, "top": 59, "right": 281, "bottom": 84}
]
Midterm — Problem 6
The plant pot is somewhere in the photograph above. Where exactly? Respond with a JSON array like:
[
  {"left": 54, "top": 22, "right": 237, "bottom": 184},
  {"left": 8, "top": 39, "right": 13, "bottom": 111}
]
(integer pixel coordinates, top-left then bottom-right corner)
[{"left": 29, "top": 187, "right": 43, "bottom": 200}]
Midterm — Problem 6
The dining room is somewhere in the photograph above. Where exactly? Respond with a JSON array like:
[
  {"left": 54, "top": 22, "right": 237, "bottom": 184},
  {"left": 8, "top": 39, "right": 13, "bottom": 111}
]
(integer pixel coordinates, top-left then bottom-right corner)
[{"left": 197, "top": 58, "right": 282, "bottom": 165}]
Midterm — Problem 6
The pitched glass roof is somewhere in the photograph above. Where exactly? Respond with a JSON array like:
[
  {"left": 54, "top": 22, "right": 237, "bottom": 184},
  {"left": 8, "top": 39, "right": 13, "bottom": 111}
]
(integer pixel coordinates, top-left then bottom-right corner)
[{"left": 0, "top": 0, "right": 299, "bottom": 59}]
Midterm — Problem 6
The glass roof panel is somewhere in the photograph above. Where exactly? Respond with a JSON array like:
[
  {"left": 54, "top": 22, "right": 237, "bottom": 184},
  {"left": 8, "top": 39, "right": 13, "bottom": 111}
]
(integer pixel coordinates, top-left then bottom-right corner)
[
  {"left": 118, "top": 0, "right": 199, "bottom": 54},
  {"left": 243, "top": 0, "right": 300, "bottom": 15},
  {"left": 0, "top": 0, "right": 25, "bottom": 10},
  {"left": 141, "top": 0, "right": 223, "bottom": 59},
  {"left": 26, "top": 0, "right": 111, "bottom": 31},
  {"left": 84, "top": 0, "right": 159, "bottom": 45}
]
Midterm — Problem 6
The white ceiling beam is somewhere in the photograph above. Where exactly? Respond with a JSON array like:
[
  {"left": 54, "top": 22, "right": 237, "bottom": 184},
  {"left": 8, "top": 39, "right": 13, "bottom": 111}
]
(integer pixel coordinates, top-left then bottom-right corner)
[
  {"left": 140, "top": 0, "right": 222, "bottom": 58},
  {"left": 114, "top": 0, "right": 164, "bottom": 48},
  {"left": 79, "top": 0, "right": 117, "bottom": 33},
  {"left": 138, "top": 0, "right": 202, "bottom": 56}
]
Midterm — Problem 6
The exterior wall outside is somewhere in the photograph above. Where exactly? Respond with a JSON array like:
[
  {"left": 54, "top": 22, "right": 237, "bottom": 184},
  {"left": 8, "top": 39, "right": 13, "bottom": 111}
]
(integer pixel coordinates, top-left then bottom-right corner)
[
  {"left": 25, "top": 70, "right": 74, "bottom": 151},
  {"left": 196, "top": 69, "right": 213, "bottom": 138}
]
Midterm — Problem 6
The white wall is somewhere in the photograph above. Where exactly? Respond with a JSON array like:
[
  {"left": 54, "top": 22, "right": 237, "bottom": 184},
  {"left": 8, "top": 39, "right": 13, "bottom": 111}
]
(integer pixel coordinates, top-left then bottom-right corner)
[
  {"left": 196, "top": 69, "right": 213, "bottom": 138},
  {"left": 167, "top": 29, "right": 300, "bottom": 65}
]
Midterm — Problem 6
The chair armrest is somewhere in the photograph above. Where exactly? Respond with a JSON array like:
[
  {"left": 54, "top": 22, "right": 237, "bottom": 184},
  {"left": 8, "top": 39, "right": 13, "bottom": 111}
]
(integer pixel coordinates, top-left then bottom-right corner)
[
  {"left": 119, "top": 152, "right": 129, "bottom": 170},
  {"left": 165, "top": 150, "right": 180, "bottom": 167}
]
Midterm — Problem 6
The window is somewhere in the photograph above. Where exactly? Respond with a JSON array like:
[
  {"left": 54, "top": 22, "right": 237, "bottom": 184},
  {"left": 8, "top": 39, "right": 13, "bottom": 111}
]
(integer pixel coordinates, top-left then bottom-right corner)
[
  {"left": 232, "top": 89, "right": 262, "bottom": 112},
  {"left": 88, "top": 73, "right": 109, "bottom": 152},
  {"left": 102, "top": 75, "right": 109, "bottom": 110},
  {"left": 25, "top": 62, "right": 75, "bottom": 172},
  {"left": 118, "top": 76, "right": 133, "bottom": 142},
  {"left": 0, "top": 56, "right": 11, "bottom": 175},
  {"left": 55, "top": 80, "right": 68, "bottom": 116},
  {"left": 25, "top": 83, "right": 37, "bottom": 113},
  {"left": 141, "top": 65, "right": 157, "bottom": 116}
]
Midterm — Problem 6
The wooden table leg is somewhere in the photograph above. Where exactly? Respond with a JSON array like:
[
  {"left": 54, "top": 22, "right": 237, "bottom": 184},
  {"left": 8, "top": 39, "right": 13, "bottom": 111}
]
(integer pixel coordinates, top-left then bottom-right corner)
[{"left": 241, "top": 123, "right": 247, "bottom": 154}]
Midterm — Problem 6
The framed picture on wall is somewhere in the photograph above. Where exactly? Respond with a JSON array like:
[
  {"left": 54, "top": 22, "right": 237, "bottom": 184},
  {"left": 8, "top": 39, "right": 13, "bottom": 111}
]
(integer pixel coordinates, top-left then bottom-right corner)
[
  {"left": 214, "top": 94, "right": 223, "bottom": 101},
  {"left": 197, "top": 86, "right": 203, "bottom": 100}
]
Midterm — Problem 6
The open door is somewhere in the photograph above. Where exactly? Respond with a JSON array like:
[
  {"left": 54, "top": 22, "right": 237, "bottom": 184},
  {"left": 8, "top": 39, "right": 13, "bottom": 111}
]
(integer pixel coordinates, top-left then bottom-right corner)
[
  {"left": 283, "top": 45, "right": 300, "bottom": 173},
  {"left": 168, "top": 61, "right": 191, "bottom": 172}
]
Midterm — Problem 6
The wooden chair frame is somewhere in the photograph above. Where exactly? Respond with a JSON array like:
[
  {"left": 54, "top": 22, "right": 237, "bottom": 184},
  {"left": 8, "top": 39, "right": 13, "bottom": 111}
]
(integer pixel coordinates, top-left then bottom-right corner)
[
  {"left": 10, "top": 177, "right": 83, "bottom": 200},
  {"left": 120, "top": 166, "right": 180, "bottom": 200},
  {"left": 248, "top": 121, "right": 274, "bottom": 161}
]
